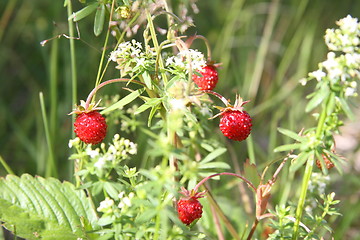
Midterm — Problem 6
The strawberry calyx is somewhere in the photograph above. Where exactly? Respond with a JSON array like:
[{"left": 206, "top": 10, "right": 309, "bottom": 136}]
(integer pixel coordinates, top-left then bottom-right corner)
[
  {"left": 212, "top": 94, "right": 250, "bottom": 119},
  {"left": 179, "top": 187, "right": 206, "bottom": 200},
  {"left": 68, "top": 99, "right": 105, "bottom": 115}
]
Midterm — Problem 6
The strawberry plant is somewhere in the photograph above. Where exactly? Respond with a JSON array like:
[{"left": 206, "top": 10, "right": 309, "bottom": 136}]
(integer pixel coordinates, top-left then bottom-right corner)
[{"left": 0, "top": 0, "right": 359, "bottom": 239}]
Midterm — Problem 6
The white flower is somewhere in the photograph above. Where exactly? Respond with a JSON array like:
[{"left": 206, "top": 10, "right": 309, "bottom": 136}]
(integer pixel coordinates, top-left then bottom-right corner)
[
  {"left": 94, "top": 157, "right": 106, "bottom": 169},
  {"left": 169, "top": 98, "right": 186, "bottom": 110},
  {"left": 166, "top": 49, "right": 206, "bottom": 73},
  {"left": 97, "top": 197, "right": 114, "bottom": 212},
  {"left": 309, "top": 69, "right": 326, "bottom": 81},
  {"left": 299, "top": 78, "right": 307, "bottom": 86},
  {"left": 345, "top": 86, "right": 356, "bottom": 97},
  {"left": 86, "top": 148, "right": 99, "bottom": 158},
  {"left": 337, "top": 15, "right": 359, "bottom": 33},
  {"left": 68, "top": 138, "right": 80, "bottom": 148}
]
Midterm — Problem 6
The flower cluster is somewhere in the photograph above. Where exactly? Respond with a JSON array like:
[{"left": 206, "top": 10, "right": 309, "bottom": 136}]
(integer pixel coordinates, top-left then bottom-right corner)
[
  {"left": 300, "top": 15, "right": 360, "bottom": 98},
  {"left": 69, "top": 134, "right": 137, "bottom": 171},
  {"left": 325, "top": 15, "right": 360, "bottom": 53},
  {"left": 166, "top": 49, "right": 206, "bottom": 74},
  {"left": 109, "top": 40, "right": 156, "bottom": 76}
]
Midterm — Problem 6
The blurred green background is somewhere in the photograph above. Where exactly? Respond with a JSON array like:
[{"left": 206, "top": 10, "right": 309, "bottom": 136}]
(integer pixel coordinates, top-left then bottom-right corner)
[{"left": 1, "top": 0, "right": 360, "bottom": 239}]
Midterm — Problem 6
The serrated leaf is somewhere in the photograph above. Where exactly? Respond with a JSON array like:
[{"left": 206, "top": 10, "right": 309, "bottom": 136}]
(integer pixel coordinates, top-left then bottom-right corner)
[
  {"left": 305, "top": 85, "right": 329, "bottom": 112},
  {"left": 274, "top": 143, "right": 302, "bottom": 152},
  {"left": 68, "top": 2, "right": 98, "bottom": 21},
  {"left": 277, "top": 128, "right": 304, "bottom": 142},
  {"left": 199, "top": 148, "right": 227, "bottom": 164},
  {"left": 0, "top": 174, "right": 99, "bottom": 240},
  {"left": 290, "top": 151, "right": 312, "bottom": 172},
  {"left": 101, "top": 89, "right": 144, "bottom": 115},
  {"left": 94, "top": 4, "right": 105, "bottom": 36}
]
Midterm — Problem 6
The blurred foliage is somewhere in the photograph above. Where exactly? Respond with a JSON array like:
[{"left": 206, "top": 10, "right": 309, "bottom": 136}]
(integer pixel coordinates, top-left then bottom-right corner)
[{"left": 0, "top": 0, "right": 360, "bottom": 239}]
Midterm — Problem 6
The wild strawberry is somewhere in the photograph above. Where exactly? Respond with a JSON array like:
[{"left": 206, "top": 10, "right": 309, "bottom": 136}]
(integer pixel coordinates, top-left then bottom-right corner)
[
  {"left": 70, "top": 100, "right": 107, "bottom": 145},
  {"left": 193, "top": 64, "right": 219, "bottom": 90},
  {"left": 214, "top": 95, "right": 252, "bottom": 141},
  {"left": 177, "top": 187, "right": 205, "bottom": 225},
  {"left": 220, "top": 110, "right": 252, "bottom": 141},
  {"left": 74, "top": 111, "right": 107, "bottom": 144}
]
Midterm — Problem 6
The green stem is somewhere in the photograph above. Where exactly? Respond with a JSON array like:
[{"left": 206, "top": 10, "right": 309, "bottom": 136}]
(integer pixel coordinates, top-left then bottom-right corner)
[
  {"left": 66, "top": 0, "right": 77, "bottom": 133},
  {"left": 39, "top": 92, "right": 57, "bottom": 178},
  {"left": 0, "top": 155, "right": 14, "bottom": 175},
  {"left": 194, "top": 172, "right": 256, "bottom": 193},
  {"left": 292, "top": 154, "right": 314, "bottom": 239}
]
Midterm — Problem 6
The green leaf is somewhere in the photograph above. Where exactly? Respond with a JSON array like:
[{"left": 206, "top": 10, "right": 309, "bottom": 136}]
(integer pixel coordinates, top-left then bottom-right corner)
[
  {"left": 290, "top": 151, "right": 312, "bottom": 172},
  {"left": 101, "top": 89, "right": 144, "bottom": 115},
  {"left": 277, "top": 128, "right": 304, "bottom": 142},
  {"left": 94, "top": 4, "right": 105, "bottom": 36},
  {"left": 305, "top": 85, "right": 329, "bottom": 112},
  {"left": 134, "top": 98, "right": 162, "bottom": 115},
  {"left": 243, "top": 160, "right": 261, "bottom": 188},
  {"left": 274, "top": 143, "right": 302, "bottom": 152},
  {"left": 199, "top": 148, "right": 227, "bottom": 164},
  {"left": 68, "top": 2, "right": 98, "bottom": 21},
  {"left": 337, "top": 97, "right": 355, "bottom": 120},
  {"left": 0, "top": 174, "right": 98, "bottom": 240},
  {"left": 142, "top": 71, "right": 153, "bottom": 89},
  {"left": 198, "top": 162, "right": 230, "bottom": 169}
]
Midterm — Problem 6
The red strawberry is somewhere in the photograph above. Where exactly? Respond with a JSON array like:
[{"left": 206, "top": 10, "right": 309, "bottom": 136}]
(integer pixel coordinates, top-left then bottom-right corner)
[
  {"left": 69, "top": 100, "right": 107, "bottom": 145},
  {"left": 177, "top": 188, "right": 205, "bottom": 225},
  {"left": 193, "top": 64, "right": 218, "bottom": 90},
  {"left": 74, "top": 111, "right": 107, "bottom": 145},
  {"left": 214, "top": 95, "right": 252, "bottom": 141}
]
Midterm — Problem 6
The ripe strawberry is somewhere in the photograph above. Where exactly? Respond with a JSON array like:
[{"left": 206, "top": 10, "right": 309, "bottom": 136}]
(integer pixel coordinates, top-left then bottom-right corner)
[
  {"left": 193, "top": 64, "right": 218, "bottom": 90},
  {"left": 74, "top": 111, "right": 107, "bottom": 145},
  {"left": 177, "top": 187, "right": 205, "bottom": 225},
  {"left": 214, "top": 95, "right": 252, "bottom": 141},
  {"left": 69, "top": 100, "right": 107, "bottom": 145}
]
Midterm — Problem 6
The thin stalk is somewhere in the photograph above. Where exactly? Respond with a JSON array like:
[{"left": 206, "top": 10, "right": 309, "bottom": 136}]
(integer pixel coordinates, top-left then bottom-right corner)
[
  {"left": 0, "top": 155, "right": 14, "bottom": 175},
  {"left": 194, "top": 172, "right": 256, "bottom": 194},
  {"left": 66, "top": 0, "right": 78, "bottom": 182},
  {"left": 49, "top": 36, "right": 58, "bottom": 174},
  {"left": 66, "top": 0, "right": 77, "bottom": 133},
  {"left": 84, "top": 78, "right": 145, "bottom": 109},
  {"left": 292, "top": 154, "right": 314, "bottom": 239},
  {"left": 247, "top": 219, "right": 259, "bottom": 240},
  {"left": 39, "top": 92, "right": 57, "bottom": 178},
  {"left": 204, "top": 187, "right": 242, "bottom": 240},
  {"left": 146, "top": 10, "right": 168, "bottom": 84},
  {"left": 94, "top": 0, "right": 116, "bottom": 89}
]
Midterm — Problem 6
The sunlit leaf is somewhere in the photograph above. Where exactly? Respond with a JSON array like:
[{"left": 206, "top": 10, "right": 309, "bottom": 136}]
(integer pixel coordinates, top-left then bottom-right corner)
[
  {"left": 101, "top": 89, "right": 144, "bottom": 115},
  {"left": 68, "top": 2, "right": 98, "bottom": 21},
  {"left": 0, "top": 174, "right": 98, "bottom": 240},
  {"left": 277, "top": 128, "right": 304, "bottom": 142},
  {"left": 290, "top": 151, "right": 312, "bottom": 172}
]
